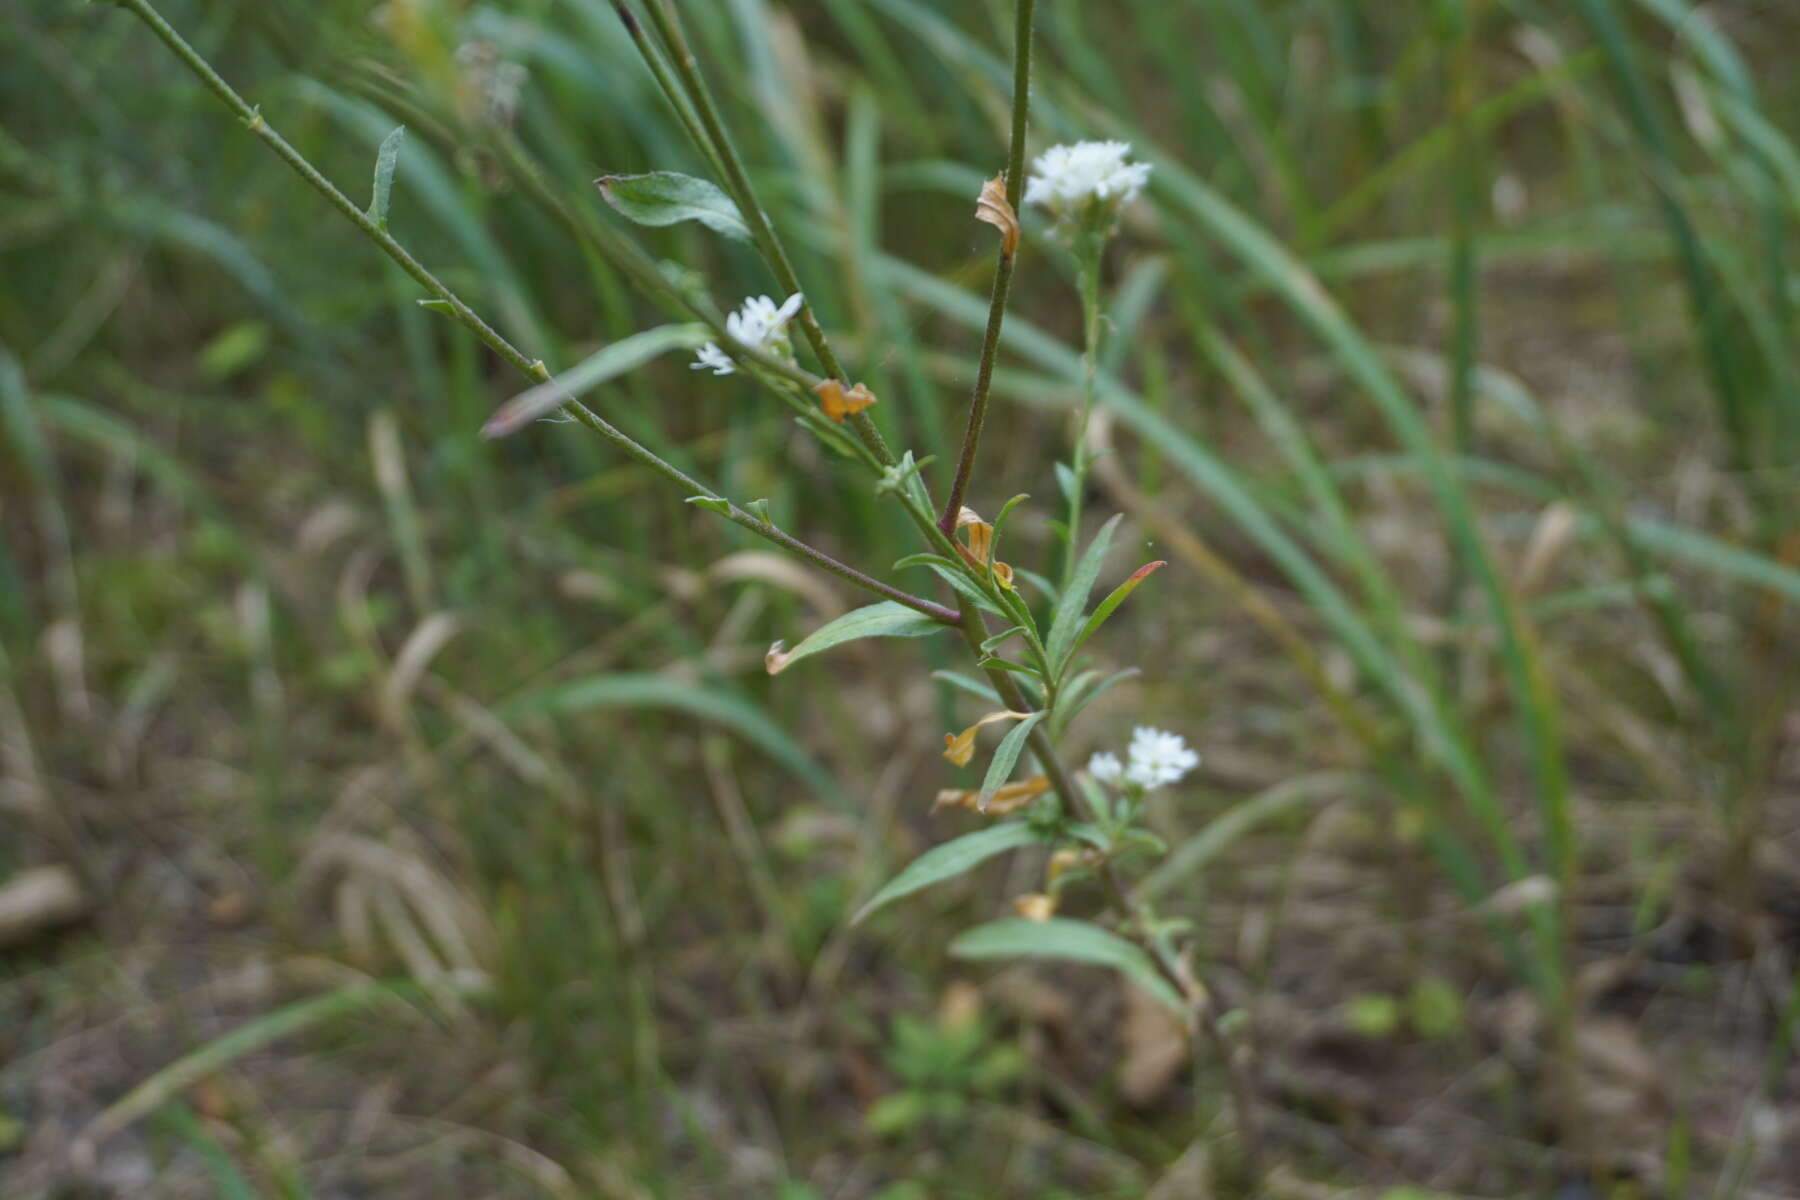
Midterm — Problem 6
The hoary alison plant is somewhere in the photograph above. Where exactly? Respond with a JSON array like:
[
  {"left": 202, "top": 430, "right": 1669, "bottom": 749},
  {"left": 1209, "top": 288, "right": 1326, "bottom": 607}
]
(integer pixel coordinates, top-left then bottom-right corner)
[{"left": 102, "top": 0, "right": 1261, "bottom": 1160}]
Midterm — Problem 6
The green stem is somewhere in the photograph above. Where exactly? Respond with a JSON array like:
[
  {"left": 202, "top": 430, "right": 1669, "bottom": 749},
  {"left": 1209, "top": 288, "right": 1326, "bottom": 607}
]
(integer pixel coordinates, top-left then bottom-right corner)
[
  {"left": 626, "top": 0, "right": 899, "bottom": 469},
  {"left": 939, "top": 0, "right": 1037, "bottom": 533},
  {"left": 950, "top": 605, "right": 1261, "bottom": 1170},
  {"left": 104, "top": 0, "right": 547, "bottom": 385},
  {"left": 109, "top": 0, "right": 953, "bottom": 624},
  {"left": 607, "top": 1, "right": 727, "bottom": 184},
  {"left": 1060, "top": 243, "right": 1104, "bottom": 588}
]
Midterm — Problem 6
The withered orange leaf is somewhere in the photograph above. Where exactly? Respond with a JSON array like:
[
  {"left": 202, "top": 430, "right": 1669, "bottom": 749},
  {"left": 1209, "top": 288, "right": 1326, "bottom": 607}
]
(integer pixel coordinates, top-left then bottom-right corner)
[{"left": 814, "top": 379, "right": 878, "bottom": 423}]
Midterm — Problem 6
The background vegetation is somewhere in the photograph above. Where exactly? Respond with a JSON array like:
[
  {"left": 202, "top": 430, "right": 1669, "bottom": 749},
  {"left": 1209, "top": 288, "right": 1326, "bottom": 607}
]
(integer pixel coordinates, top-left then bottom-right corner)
[{"left": 4, "top": 0, "right": 1800, "bottom": 1195}]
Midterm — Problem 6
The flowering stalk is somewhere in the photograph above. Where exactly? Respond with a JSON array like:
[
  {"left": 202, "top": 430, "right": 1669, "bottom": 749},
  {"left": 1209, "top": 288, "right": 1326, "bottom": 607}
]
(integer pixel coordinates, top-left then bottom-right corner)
[
  {"left": 939, "top": 0, "right": 1036, "bottom": 534},
  {"left": 954, "top": 608, "right": 1262, "bottom": 1167},
  {"left": 104, "top": 0, "right": 958, "bottom": 626},
  {"left": 117, "top": 0, "right": 1258, "bottom": 1170},
  {"left": 1062, "top": 236, "right": 1105, "bottom": 589},
  {"left": 615, "top": 0, "right": 901, "bottom": 475}
]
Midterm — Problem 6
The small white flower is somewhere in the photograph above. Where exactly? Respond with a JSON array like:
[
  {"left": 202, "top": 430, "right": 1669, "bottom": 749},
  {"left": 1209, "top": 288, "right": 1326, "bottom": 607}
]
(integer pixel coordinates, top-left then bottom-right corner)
[
  {"left": 1023, "top": 140, "right": 1152, "bottom": 228},
  {"left": 1123, "top": 725, "right": 1198, "bottom": 790},
  {"left": 691, "top": 292, "right": 804, "bottom": 377},
  {"left": 1088, "top": 751, "right": 1123, "bottom": 784},
  {"left": 690, "top": 343, "right": 736, "bottom": 376}
]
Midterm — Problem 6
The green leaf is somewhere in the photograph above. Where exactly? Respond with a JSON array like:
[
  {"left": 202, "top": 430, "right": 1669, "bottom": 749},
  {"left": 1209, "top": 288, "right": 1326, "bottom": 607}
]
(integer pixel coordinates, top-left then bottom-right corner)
[
  {"left": 686, "top": 495, "right": 733, "bottom": 517},
  {"left": 853, "top": 822, "right": 1047, "bottom": 923},
  {"left": 1046, "top": 514, "right": 1122, "bottom": 672},
  {"left": 977, "top": 710, "right": 1046, "bottom": 811},
  {"left": 367, "top": 124, "right": 405, "bottom": 229},
  {"left": 902, "top": 557, "right": 1006, "bottom": 617},
  {"left": 950, "top": 918, "right": 1185, "bottom": 1015},
  {"left": 1346, "top": 993, "right": 1401, "bottom": 1038},
  {"left": 1407, "top": 976, "right": 1465, "bottom": 1039},
  {"left": 768, "top": 601, "right": 949, "bottom": 675},
  {"left": 976, "top": 656, "right": 1043, "bottom": 680},
  {"left": 979, "top": 625, "right": 1027, "bottom": 654},
  {"left": 863, "top": 1090, "right": 928, "bottom": 1136},
  {"left": 1067, "top": 560, "right": 1167, "bottom": 663},
  {"left": 483, "top": 324, "right": 711, "bottom": 437},
  {"left": 197, "top": 320, "right": 270, "bottom": 381},
  {"left": 596, "top": 171, "right": 751, "bottom": 242}
]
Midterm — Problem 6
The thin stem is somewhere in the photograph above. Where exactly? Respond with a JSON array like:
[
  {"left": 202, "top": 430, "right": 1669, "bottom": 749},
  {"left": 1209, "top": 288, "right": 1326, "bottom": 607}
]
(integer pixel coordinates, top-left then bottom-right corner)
[
  {"left": 111, "top": 0, "right": 953, "bottom": 625},
  {"left": 1060, "top": 244, "right": 1104, "bottom": 587},
  {"left": 940, "top": 0, "right": 1036, "bottom": 533},
  {"left": 103, "top": 0, "right": 547, "bottom": 386},
  {"left": 494, "top": 129, "right": 967, "bottom": 568},
  {"left": 607, "top": 1, "right": 727, "bottom": 184},
  {"left": 627, "top": 0, "right": 899, "bottom": 470}
]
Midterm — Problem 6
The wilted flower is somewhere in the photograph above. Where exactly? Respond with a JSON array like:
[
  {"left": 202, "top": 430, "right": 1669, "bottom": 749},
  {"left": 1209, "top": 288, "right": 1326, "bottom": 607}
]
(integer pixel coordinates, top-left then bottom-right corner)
[
  {"left": 1087, "top": 751, "right": 1123, "bottom": 784},
  {"left": 1124, "top": 726, "right": 1199, "bottom": 790},
  {"left": 1024, "top": 140, "right": 1151, "bottom": 235},
  {"left": 452, "top": 41, "right": 528, "bottom": 127},
  {"left": 1013, "top": 893, "right": 1057, "bottom": 921},
  {"left": 691, "top": 292, "right": 804, "bottom": 376}
]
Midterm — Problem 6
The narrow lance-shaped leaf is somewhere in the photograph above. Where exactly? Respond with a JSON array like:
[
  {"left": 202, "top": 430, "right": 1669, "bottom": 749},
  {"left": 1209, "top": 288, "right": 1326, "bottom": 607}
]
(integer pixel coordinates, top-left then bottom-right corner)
[
  {"left": 596, "top": 171, "right": 751, "bottom": 242},
  {"left": 978, "top": 709, "right": 1046, "bottom": 811},
  {"left": 853, "top": 823, "right": 1048, "bottom": 924},
  {"left": 367, "top": 125, "right": 406, "bottom": 229},
  {"left": 767, "top": 601, "right": 950, "bottom": 675},
  {"left": 482, "top": 324, "right": 711, "bottom": 438},
  {"left": 1047, "top": 514, "right": 1122, "bottom": 671},
  {"left": 951, "top": 917, "right": 1187, "bottom": 1016},
  {"left": 1066, "top": 560, "right": 1167, "bottom": 663}
]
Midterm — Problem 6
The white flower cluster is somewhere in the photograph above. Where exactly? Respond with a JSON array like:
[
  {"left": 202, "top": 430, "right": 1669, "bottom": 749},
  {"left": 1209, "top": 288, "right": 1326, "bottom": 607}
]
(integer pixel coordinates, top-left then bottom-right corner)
[
  {"left": 692, "top": 292, "right": 804, "bottom": 377},
  {"left": 1023, "top": 140, "right": 1152, "bottom": 228},
  {"left": 1088, "top": 726, "right": 1199, "bottom": 791}
]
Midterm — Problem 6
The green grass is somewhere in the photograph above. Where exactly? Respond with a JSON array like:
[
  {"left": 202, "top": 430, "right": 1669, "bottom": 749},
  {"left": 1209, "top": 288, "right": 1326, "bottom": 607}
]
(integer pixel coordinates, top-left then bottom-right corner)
[{"left": 4, "top": 0, "right": 1800, "bottom": 1195}]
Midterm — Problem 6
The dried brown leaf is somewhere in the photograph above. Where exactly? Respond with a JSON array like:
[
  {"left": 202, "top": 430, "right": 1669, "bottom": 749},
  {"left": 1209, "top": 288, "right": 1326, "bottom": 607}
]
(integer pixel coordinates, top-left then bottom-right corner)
[
  {"left": 934, "top": 775, "right": 1051, "bottom": 815},
  {"left": 975, "top": 173, "right": 1020, "bottom": 255}
]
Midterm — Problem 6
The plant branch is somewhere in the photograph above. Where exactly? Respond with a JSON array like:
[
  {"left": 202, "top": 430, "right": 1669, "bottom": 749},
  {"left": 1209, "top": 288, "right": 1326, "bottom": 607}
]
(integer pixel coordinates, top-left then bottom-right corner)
[
  {"left": 951, "top": 604, "right": 1262, "bottom": 1171},
  {"left": 104, "top": 0, "right": 548, "bottom": 386},
  {"left": 1060, "top": 242, "right": 1104, "bottom": 586},
  {"left": 109, "top": 0, "right": 953, "bottom": 625},
  {"left": 624, "top": 0, "right": 899, "bottom": 470},
  {"left": 939, "top": 0, "right": 1036, "bottom": 533}
]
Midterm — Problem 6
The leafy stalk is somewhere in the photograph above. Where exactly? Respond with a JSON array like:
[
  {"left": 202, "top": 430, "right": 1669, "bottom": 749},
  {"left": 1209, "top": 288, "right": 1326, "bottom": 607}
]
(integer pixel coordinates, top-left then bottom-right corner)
[
  {"left": 104, "top": 0, "right": 953, "bottom": 623},
  {"left": 619, "top": 0, "right": 899, "bottom": 470}
]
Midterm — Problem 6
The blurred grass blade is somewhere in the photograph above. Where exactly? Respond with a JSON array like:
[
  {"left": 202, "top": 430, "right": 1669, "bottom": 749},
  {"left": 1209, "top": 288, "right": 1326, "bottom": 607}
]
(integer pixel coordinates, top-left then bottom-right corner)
[
  {"left": 1140, "top": 772, "right": 1362, "bottom": 900},
  {"left": 79, "top": 980, "right": 423, "bottom": 1150},
  {"left": 502, "top": 673, "right": 844, "bottom": 804}
]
